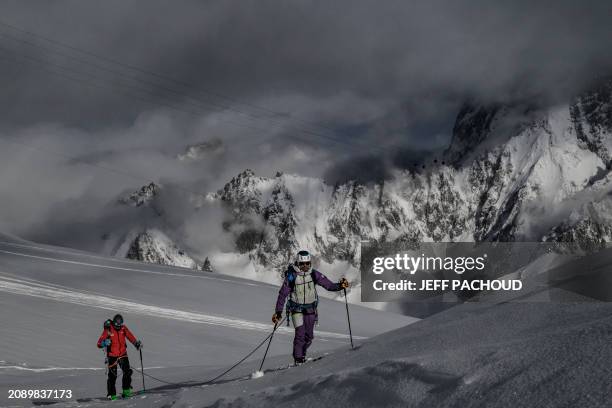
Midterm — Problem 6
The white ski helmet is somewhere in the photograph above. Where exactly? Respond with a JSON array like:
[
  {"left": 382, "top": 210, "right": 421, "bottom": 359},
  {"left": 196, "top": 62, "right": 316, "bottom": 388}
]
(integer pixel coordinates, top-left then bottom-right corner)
[{"left": 296, "top": 250, "right": 311, "bottom": 264}]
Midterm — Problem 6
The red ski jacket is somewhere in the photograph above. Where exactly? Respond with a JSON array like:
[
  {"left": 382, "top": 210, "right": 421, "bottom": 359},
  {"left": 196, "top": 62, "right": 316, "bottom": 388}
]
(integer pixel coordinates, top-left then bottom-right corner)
[{"left": 97, "top": 325, "right": 138, "bottom": 357}]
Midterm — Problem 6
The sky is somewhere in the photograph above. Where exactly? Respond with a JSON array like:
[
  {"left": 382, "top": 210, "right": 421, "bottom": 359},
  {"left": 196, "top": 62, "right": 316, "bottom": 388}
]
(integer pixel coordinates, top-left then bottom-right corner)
[{"left": 0, "top": 0, "right": 611, "bottom": 244}]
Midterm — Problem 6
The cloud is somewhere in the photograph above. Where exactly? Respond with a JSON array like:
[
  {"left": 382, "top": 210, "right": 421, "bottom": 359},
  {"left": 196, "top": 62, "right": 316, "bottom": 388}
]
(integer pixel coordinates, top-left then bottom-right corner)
[
  {"left": 0, "top": 0, "right": 611, "bottom": 248},
  {"left": 0, "top": 1, "right": 610, "bottom": 128},
  {"left": 0, "top": 107, "right": 336, "bottom": 250}
]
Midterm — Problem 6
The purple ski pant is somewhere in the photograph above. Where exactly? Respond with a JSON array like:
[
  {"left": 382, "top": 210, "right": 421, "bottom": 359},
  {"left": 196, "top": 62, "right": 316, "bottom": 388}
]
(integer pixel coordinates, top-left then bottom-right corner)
[{"left": 292, "top": 313, "right": 316, "bottom": 360}]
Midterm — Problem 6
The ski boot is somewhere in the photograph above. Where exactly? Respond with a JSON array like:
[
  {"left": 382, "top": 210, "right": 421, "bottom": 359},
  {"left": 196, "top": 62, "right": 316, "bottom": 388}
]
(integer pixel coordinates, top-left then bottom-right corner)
[
  {"left": 122, "top": 389, "right": 133, "bottom": 398},
  {"left": 294, "top": 357, "right": 306, "bottom": 366},
  {"left": 107, "top": 395, "right": 118, "bottom": 400}
]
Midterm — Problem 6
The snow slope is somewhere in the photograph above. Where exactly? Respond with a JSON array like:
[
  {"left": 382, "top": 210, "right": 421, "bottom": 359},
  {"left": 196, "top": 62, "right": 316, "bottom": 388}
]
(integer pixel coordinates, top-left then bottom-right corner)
[
  {"left": 0, "top": 235, "right": 413, "bottom": 407},
  {"left": 2, "top": 233, "right": 612, "bottom": 407},
  {"left": 168, "top": 303, "right": 612, "bottom": 408},
  {"left": 25, "top": 247, "right": 610, "bottom": 408}
]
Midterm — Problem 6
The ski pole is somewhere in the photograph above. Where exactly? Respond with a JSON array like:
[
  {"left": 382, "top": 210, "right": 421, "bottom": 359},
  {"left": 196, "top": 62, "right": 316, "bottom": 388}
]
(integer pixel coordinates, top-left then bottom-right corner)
[
  {"left": 343, "top": 287, "right": 354, "bottom": 349},
  {"left": 139, "top": 348, "right": 145, "bottom": 392},
  {"left": 102, "top": 349, "right": 108, "bottom": 376},
  {"left": 259, "top": 319, "right": 281, "bottom": 372}
]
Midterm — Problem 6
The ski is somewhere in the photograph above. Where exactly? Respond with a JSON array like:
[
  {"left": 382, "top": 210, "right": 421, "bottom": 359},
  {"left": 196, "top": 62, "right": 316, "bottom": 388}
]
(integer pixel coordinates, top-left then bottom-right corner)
[
  {"left": 267, "top": 355, "right": 325, "bottom": 374},
  {"left": 74, "top": 390, "right": 147, "bottom": 403}
]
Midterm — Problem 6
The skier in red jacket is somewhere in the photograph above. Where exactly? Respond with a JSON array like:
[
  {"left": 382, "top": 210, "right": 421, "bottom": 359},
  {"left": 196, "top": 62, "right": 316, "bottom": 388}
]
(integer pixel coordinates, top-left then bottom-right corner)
[{"left": 97, "top": 314, "right": 142, "bottom": 400}]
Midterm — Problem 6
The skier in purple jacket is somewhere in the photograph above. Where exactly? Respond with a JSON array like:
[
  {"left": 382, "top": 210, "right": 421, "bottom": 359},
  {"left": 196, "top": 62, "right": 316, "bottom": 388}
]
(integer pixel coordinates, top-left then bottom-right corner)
[{"left": 273, "top": 250, "right": 349, "bottom": 365}]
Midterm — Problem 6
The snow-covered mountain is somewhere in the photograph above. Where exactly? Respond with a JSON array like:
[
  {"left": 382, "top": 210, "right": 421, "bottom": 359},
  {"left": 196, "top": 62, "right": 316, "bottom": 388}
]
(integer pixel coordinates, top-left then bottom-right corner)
[
  {"left": 107, "top": 79, "right": 612, "bottom": 291},
  {"left": 118, "top": 182, "right": 161, "bottom": 208},
  {"left": 215, "top": 79, "right": 612, "bottom": 268},
  {"left": 126, "top": 229, "right": 199, "bottom": 270},
  {"left": 105, "top": 184, "right": 203, "bottom": 270}
]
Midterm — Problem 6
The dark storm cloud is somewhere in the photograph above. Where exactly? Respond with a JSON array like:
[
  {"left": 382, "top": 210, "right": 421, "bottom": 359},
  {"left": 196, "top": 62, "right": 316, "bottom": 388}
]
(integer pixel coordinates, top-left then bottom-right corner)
[
  {"left": 0, "top": 0, "right": 610, "bottom": 128},
  {"left": 0, "top": 0, "right": 611, "bottom": 245}
]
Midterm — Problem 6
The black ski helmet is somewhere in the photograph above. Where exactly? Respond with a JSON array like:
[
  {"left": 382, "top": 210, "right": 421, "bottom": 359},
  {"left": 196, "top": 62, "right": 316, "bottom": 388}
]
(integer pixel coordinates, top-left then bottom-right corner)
[{"left": 112, "top": 314, "right": 124, "bottom": 329}]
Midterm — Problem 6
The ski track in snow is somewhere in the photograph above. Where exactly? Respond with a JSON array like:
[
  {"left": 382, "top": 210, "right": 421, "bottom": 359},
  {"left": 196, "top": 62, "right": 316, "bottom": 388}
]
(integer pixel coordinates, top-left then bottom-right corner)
[
  {"left": 0, "top": 365, "right": 163, "bottom": 372},
  {"left": 0, "top": 274, "right": 363, "bottom": 341},
  {"left": 0, "top": 248, "right": 263, "bottom": 287},
  {"left": 0, "top": 240, "right": 148, "bottom": 266}
]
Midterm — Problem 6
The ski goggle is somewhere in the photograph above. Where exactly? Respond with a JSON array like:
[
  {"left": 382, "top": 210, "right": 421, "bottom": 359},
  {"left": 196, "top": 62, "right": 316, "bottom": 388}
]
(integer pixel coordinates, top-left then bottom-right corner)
[{"left": 298, "top": 261, "right": 311, "bottom": 266}]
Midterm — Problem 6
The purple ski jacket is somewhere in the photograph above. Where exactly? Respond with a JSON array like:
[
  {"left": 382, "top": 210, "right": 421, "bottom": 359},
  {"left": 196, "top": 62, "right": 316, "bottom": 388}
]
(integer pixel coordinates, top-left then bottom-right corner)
[{"left": 275, "top": 266, "right": 342, "bottom": 313}]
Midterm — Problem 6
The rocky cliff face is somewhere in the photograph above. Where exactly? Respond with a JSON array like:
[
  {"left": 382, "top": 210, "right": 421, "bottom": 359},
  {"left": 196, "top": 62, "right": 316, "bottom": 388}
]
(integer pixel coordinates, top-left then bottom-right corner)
[
  {"left": 118, "top": 182, "right": 161, "bottom": 207},
  {"left": 569, "top": 80, "right": 612, "bottom": 170},
  {"left": 126, "top": 229, "right": 199, "bottom": 269},
  {"left": 215, "top": 80, "right": 612, "bottom": 274}
]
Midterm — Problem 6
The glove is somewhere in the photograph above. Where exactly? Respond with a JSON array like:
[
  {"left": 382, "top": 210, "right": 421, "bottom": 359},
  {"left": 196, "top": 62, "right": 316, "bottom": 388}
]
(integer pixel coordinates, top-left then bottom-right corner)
[
  {"left": 272, "top": 311, "right": 282, "bottom": 325},
  {"left": 339, "top": 278, "right": 349, "bottom": 289},
  {"left": 134, "top": 340, "right": 142, "bottom": 350},
  {"left": 100, "top": 339, "right": 111, "bottom": 348}
]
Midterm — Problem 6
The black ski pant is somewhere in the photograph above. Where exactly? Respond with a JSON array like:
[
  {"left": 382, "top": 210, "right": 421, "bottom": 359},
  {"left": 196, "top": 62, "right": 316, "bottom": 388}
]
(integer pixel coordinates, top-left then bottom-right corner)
[{"left": 107, "top": 355, "right": 132, "bottom": 396}]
